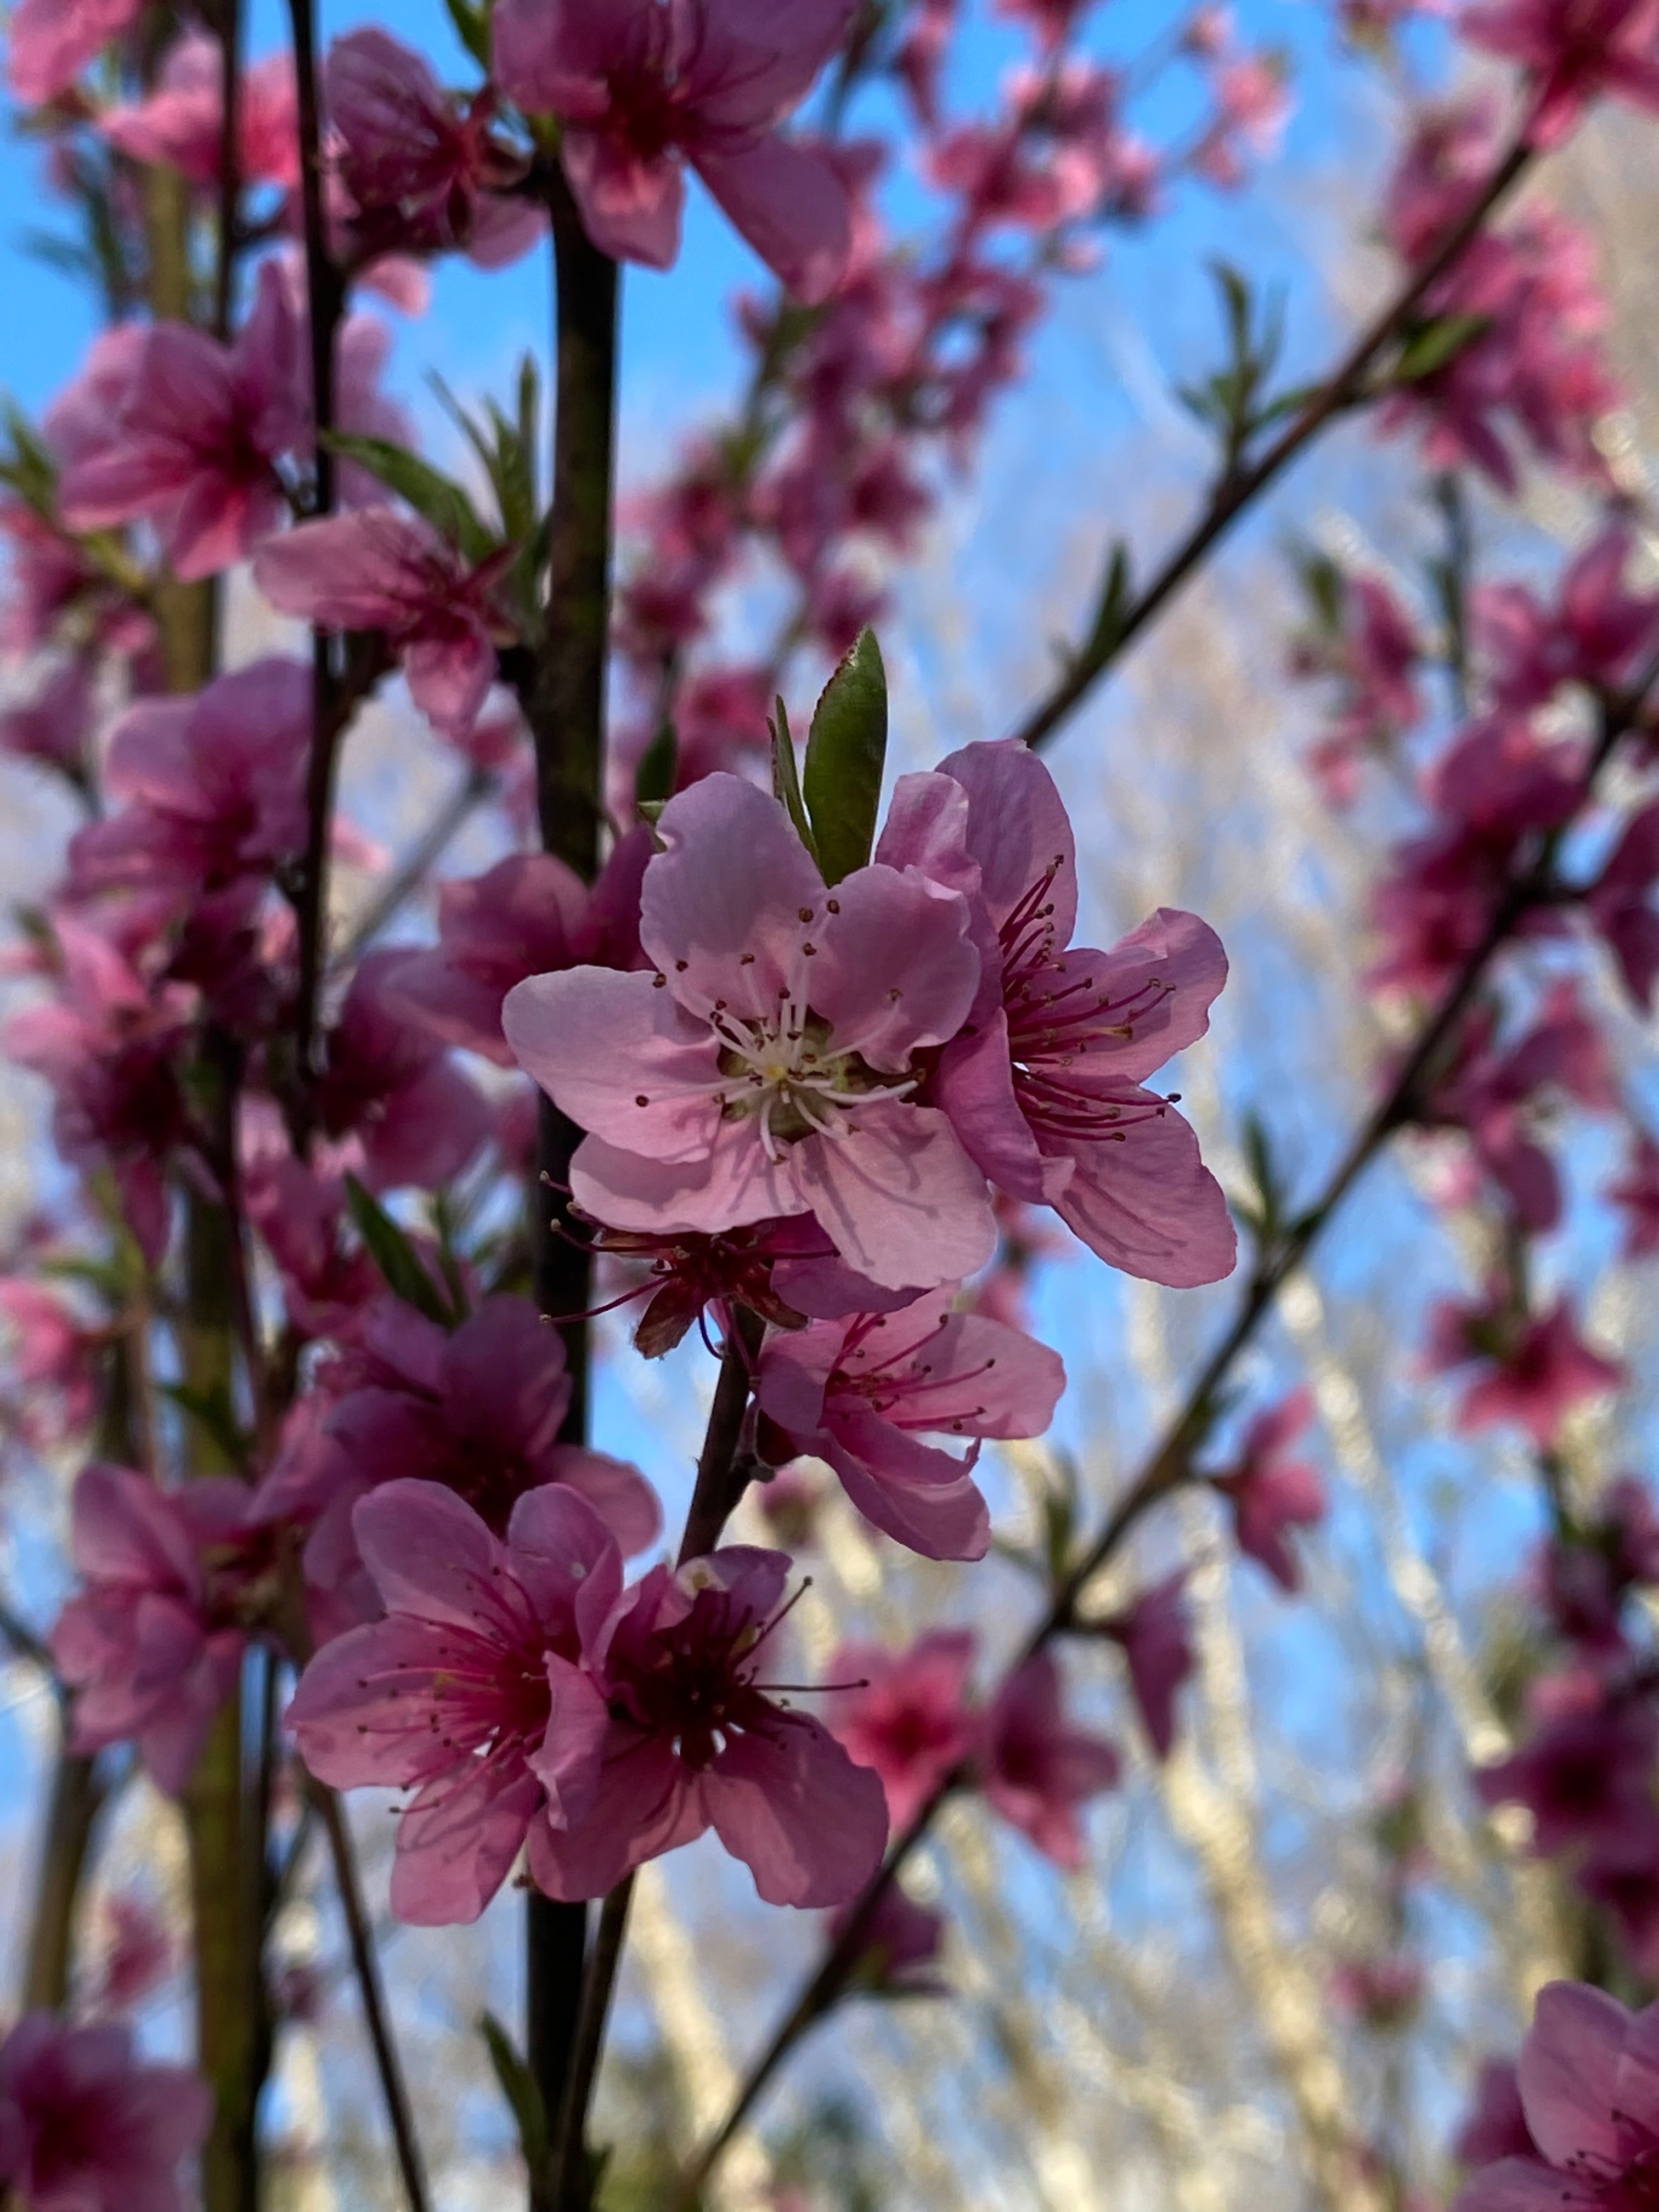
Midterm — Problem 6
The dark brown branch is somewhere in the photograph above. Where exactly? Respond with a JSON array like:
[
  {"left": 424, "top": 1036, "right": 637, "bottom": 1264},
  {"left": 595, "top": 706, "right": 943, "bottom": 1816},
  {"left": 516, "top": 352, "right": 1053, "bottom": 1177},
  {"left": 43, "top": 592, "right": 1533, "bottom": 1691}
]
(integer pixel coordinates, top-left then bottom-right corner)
[
  {"left": 213, "top": 0, "right": 242, "bottom": 342},
  {"left": 675, "top": 647, "right": 1659, "bottom": 2207},
  {"left": 1013, "top": 119, "right": 1539, "bottom": 755}
]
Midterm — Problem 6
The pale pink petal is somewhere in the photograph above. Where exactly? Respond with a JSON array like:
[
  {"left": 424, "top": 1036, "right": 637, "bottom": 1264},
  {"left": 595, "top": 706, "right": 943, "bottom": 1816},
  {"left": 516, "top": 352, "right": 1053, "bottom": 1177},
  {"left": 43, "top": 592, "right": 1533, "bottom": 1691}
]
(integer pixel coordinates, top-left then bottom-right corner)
[
  {"left": 787, "top": 1101, "right": 997, "bottom": 1290},
  {"left": 693, "top": 132, "right": 851, "bottom": 302},
  {"left": 286, "top": 1618, "right": 467, "bottom": 1788},
  {"left": 504, "top": 966, "right": 724, "bottom": 1163},
  {"left": 706, "top": 1717, "right": 889, "bottom": 1906},
  {"left": 391, "top": 1762, "right": 544, "bottom": 1925},
  {"left": 807, "top": 862, "right": 980, "bottom": 1071},
  {"left": 545, "top": 1445, "right": 663, "bottom": 1557},
  {"left": 939, "top": 736, "right": 1079, "bottom": 943},
  {"left": 1050, "top": 1101, "right": 1237, "bottom": 1288},
  {"left": 1516, "top": 1982, "right": 1629, "bottom": 2169},
  {"left": 822, "top": 1419, "right": 991, "bottom": 1560},
  {"left": 527, "top": 1734, "right": 701, "bottom": 1900},
  {"left": 351, "top": 1480, "right": 509, "bottom": 1630},
  {"left": 568, "top": 1119, "right": 803, "bottom": 1238},
  {"left": 561, "top": 128, "right": 686, "bottom": 268},
  {"left": 524, "top": 1652, "right": 612, "bottom": 1827},
  {"left": 935, "top": 1013, "right": 1060, "bottom": 1203}
]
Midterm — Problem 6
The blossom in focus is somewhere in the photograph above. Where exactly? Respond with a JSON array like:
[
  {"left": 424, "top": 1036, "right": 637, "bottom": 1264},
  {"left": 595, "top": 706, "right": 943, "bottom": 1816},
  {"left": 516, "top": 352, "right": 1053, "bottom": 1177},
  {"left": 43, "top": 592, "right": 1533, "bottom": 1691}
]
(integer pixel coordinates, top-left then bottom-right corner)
[
  {"left": 504, "top": 772, "right": 997, "bottom": 1294},
  {"left": 7, "top": 0, "right": 142, "bottom": 104},
  {"left": 100, "top": 30, "right": 299, "bottom": 191},
  {"left": 528, "top": 1545, "right": 891, "bottom": 1907},
  {"left": 56, "top": 262, "right": 306, "bottom": 583},
  {"left": 1426, "top": 1288, "right": 1624, "bottom": 1447},
  {"left": 826, "top": 1629, "right": 978, "bottom": 1827},
  {"left": 1098, "top": 1570, "right": 1193, "bottom": 1759},
  {"left": 0, "top": 2013, "right": 211, "bottom": 2212},
  {"left": 1461, "top": 0, "right": 1659, "bottom": 148},
  {"left": 1209, "top": 1386, "right": 1327, "bottom": 1593},
  {"left": 50, "top": 1463, "right": 266, "bottom": 1796},
  {"left": 491, "top": 0, "right": 856, "bottom": 300},
  {"left": 289, "top": 1479, "right": 620, "bottom": 1923},
  {"left": 980, "top": 1652, "right": 1119, "bottom": 1867},
  {"left": 893, "top": 740, "right": 1236, "bottom": 1288},
  {"left": 1454, "top": 1982, "right": 1659, "bottom": 2209},
  {"left": 255, "top": 509, "right": 509, "bottom": 742},
  {"left": 758, "top": 1291, "right": 1065, "bottom": 1560}
]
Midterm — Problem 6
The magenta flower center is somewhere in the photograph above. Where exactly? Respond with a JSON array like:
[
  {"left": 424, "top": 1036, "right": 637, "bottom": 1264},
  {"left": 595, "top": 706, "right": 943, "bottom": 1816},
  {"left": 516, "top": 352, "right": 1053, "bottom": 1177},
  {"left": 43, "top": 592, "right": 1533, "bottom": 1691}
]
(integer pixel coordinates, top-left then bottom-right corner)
[{"left": 608, "top": 1584, "right": 786, "bottom": 1768}]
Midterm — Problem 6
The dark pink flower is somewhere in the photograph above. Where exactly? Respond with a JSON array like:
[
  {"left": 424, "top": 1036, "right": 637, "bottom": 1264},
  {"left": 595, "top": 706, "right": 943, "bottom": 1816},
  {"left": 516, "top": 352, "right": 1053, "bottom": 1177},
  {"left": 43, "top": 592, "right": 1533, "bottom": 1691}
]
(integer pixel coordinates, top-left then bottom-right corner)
[
  {"left": 504, "top": 772, "right": 997, "bottom": 1294},
  {"left": 1453, "top": 1982, "right": 1659, "bottom": 2209},
  {"left": 1210, "top": 1387, "right": 1327, "bottom": 1593},
  {"left": 7, "top": 0, "right": 142, "bottom": 104},
  {"left": 890, "top": 740, "right": 1236, "bottom": 1288},
  {"left": 100, "top": 30, "right": 298, "bottom": 191},
  {"left": 0, "top": 2012, "right": 210, "bottom": 2212},
  {"left": 492, "top": 0, "right": 855, "bottom": 301},
  {"left": 57, "top": 261, "right": 306, "bottom": 582},
  {"left": 1454, "top": 2059, "right": 1533, "bottom": 2166},
  {"left": 1300, "top": 575, "right": 1424, "bottom": 804},
  {"left": 254, "top": 508, "right": 508, "bottom": 742},
  {"left": 1589, "top": 799, "right": 1659, "bottom": 1011},
  {"left": 1462, "top": 0, "right": 1659, "bottom": 148},
  {"left": 826, "top": 1629, "right": 978, "bottom": 1827},
  {"left": 1474, "top": 527, "right": 1659, "bottom": 713},
  {"left": 1476, "top": 1677, "right": 1658, "bottom": 1856},
  {"left": 1426, "top": 1290, "right": 1624, "bottom": 1448},
  {"left": 50, "top": 1463, "right": 267, "bottom": 1795},
  {"left": 529, "top": 1545, "right": 891, "bottom": 1907},
  {"left": 257, "top": 1294, "right": 661, "bottom": 1617},
  {"left": 312, "top": 950, "right": 492, "bottom": 1192},
  {"left": 980, "top": 1651, "right": 1119, "bottom": 1867},
  {"left": 0, "top": 1278, "right": 99, "bottom": 1446},
  {"left": 1099, "top": 1570, "right": 1193, "bottom": 1759},
  {"left": 831, "top": 1882, "right": 946, "bottom": 1995},
  {"left": 242, "top": 1153, "right": 379, "bottom": 1341},
  {"left": 757, "top": 1292, "right": 1064, "bottom": 1560},
  {"left": 289, "top": 1479, "right": 620, "bottom": 1924},
  {"left": 1607, "top": 1128, "right": 1659, "bottom": 1257},
  {"left": 0, "top": 657, "right": 96, "bottom": 783},
  {"left": 67, "top": 657, "right": 311, "bottom": 906},
  {"left": 1333, "top": 1954, "right": 1426, "bottom": 2030},
  {"left": 326, "top": 29, "right": 540, "bottom": 269},
  {"left": 89, "top": 1892, "right": 175, "bottom": 2015}
]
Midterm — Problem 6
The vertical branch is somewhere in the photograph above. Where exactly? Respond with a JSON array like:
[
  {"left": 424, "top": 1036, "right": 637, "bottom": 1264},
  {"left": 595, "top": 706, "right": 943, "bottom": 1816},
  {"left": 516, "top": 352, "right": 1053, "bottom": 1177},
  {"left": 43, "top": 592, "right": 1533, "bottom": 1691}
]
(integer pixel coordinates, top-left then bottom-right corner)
[
  {"left": 522, "top": 165, "right": 620, "bottom": 2203},
  {"left": 213, "top": 0, "right": 242, "bottom": 342},
  {"left": 20, "top": 1753, "right": 106, "bottom": 2011}
]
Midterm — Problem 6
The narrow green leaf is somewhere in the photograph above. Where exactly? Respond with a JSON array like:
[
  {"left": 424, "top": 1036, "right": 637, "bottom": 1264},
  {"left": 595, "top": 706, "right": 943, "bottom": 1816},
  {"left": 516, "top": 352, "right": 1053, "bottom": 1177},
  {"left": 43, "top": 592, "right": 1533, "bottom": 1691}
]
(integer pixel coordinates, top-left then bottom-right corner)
[
  {"left": 634, "top": 720, "right": 679, "bottom": 806},
  {"left": 442, "top": 0, "right": 492, "bottom": 69},
  {"left": 160, "top": 1380, "right": 251, "bottom": 1471},
  {"left": 321, "top": 431, "right": 495, "bottom": 565},
  {"left": 1082, "top": 541, "right": 1132, "bottom": 667},
  {"left": 769, "top": 698, "right": 818, "bottom": 863},
  {"left": 343, "top": 1175, "right": 453, "bottom": 1325},
  {"left": 477, "top": 2013, "right": 550, "bottom": 2182},
  {"left": 802, "top": 628, "right": 888, "bottom": 885},
  {"left": 1391, "top": 313, "right": 1488, "bottom": 385}
]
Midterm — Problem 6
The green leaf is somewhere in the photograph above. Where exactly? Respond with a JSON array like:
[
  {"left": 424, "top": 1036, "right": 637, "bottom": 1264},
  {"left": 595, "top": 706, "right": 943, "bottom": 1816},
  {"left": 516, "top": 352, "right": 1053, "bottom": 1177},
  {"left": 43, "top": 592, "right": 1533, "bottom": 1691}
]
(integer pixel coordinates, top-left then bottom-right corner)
[
  {"left": 478, "top": 2013, "right": 550, "bottom": 2184},
  {"left": 1391, "top": 314, "right": 1488, "bottom": 385},
  {"left": 343, "top": 1175, "right": 453, "bottom": 1325},
  {"left": 769, "top": 697, "right": 818, "bottom": 863},
  {"left": 1081, "top": 541, "right": 1132, "bottom": 668},
  {"left": 634, "top": 721, "right": 679, "bottom": 806},
  {"left": 443, "top": 0, "right": 493, "bottom": 68},
  {"left": 160, "top": 1380, "right": 252, "bottom": 1471},
  {"left": 321, "top": 432, "right": 495, "bottom": 565},
  {"left": 802, "top": 628, "right": 887, "bottom": 885}
]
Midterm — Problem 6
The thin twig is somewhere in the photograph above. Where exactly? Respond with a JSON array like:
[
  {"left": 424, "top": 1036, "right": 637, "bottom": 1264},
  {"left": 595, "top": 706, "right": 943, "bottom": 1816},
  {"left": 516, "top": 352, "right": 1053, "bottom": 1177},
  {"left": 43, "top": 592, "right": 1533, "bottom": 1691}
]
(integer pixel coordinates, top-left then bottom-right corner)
[
  {"left": 549, "top": 1876, "right": 636, "bottom": 2212},
  {"left": 674, "top": 649, "right": 1659, "bottom": 2207},
  {"left": 213, "top": 0, "right": 242, "bottom": 341},
  {"left": 312, "top": 1784, "right": 432, "bottom": 2212},
  {"left": 1014, "top": 112, "right": 1540, "bottom": 755}
]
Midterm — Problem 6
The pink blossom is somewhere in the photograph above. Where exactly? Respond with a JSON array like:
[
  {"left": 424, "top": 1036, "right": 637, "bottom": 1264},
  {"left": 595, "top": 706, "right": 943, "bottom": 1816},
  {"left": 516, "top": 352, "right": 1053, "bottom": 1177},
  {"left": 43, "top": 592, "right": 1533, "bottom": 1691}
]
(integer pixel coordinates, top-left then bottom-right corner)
[
  {"left": 826, "top": 1629, "right": 978, "bottom": 1827},
  {"left": 758, "top": 1292, "right": 1064, "bottom": 1560},
  {"left": 1333, "top": 1954, "right": 1426, "bottom": 2030},
  {"left": 253, "top": 509, "right": 507, "bottom": 742},
  {"left": 1427, "top": 1289, "right": 1624, "bottom": 1447},
  {"left": 0, "top": 657, "right": 96, "bottom": 784},
  {"left": 1454, "top": 2059, "right": 1533, "bottom": 2166},
  {"left": 492, "top": 0, "right": 856, "bottom": 301},
  {"left": 258, "top": 1294, "right": 660, "bottom": 1620},
  {"left": 326, "top": 29, "right": 540, "bottom": 269},
  {"left": 1210, "top": 1386, "right": 1327, "bottom": 1593},
  {"left": 1578, "top": 1818, "right": 1659, "bottom": 1976},
  {"left": 1476, "top": 1678, "right": 1658, "bottom": 1856},
  {"left": 1099, "top": 1570, "right": 1194, "bottom": 1758},
  {"left": 88, "top": 1892, "right": 175, "bottom": 2015},
  {"left": 242, "top": 1154, "right": 379, "bottom": 1341},
  {"left": 1462, "top": 0, "right": 1659, "bottom": 148},
  {"left": 1299, "top": 575, "right": 1423, "bottom": 803},
  {"left": 67, "top": 657, "right": 312, "bottom": 908},
  {"left": 0, "top": 2013, "right": 210, "bottom": 2212},
  {"left": 832, "top": 1883, "right": 946, "bottom": 1994},
  {"left": 0, "top": 498, "right": 150, "bottom": 658},
  {"left": 927, "top": 64, "right": 1134, "bottom": 235},
  {"left": 386, "top": 836, "right": 651, "bottom": 1068},
  {"left": 1607, "top": 1128, "right": 1659, "bottom": 1257},
  {"left": 1589, "top": 799, "right": 1659, "bottom": 1011},
  {"left": 289, "top": 1479, "right": 621, "bottom": 1923},
  {"left": 980, "top": 1651, "right": 1119, "bottom": 1867},
  {"left": 528, "top": 1545, "right": 891, "bottom": 1907},
  {"left": 503, "top": 772, "right": 997, "bottom": 1294},
  {"left": 0, "top": 1278, "right": 99, "bottom": 1446},
  {"left": 313, "top": 950, "right": 491, "bottom": 1192},
  {"left": 57, "top": 261, "right": 306, "bottom": 582},
  {"left": 1454, "top": 1982, "right": 1659, "bottom": 2209},
  {"left": 1474, "top": 527, "right": 1659, "bottom": 713},
  {"left": 891, "top": 741, "right": 1235, "bottom": 1288},
  {"left": 50, "top": 1464, "right": 266, "bottom": 1796},
  {"left": 100, "top": 31, "right": 298, "bottom": 191},
  {"left": 1192, "top": 54, "right": 1292, "bottom": 188},
  {"left": 7, "top": 0, "right": 142, "bottom": 104}
]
